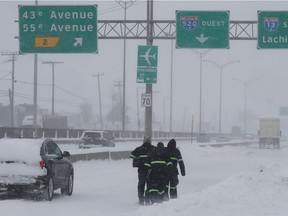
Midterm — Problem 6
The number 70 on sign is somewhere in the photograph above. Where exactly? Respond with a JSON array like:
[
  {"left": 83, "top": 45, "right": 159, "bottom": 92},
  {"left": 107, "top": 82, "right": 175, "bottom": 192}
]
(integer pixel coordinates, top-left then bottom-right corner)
[{"left": 141, "top": 94, "right": 152, "bottom": 107}]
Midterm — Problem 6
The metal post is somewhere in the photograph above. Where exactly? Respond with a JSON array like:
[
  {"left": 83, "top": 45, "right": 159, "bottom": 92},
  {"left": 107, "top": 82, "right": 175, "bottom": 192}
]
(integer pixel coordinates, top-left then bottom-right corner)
[
  {"left": 145, "top": 0, "right": 153, "bottom": 138},
  {"left": 199, "top": 53, "right": 203, "bottom": 133},
  {"left": 33, "top": 0, "right": 38, "bottom": 137},
  {"left": 169, "top": 37, "right": 174, "bottom": 133},
  {"left": 52, "top": 63, "right": 55, "bottom": 115},
  {"left": 219, "top": 67, "right": 222, "bottom": 135},
  {"left": 164, "top": 32, "right": 174, "bottom": 134}
]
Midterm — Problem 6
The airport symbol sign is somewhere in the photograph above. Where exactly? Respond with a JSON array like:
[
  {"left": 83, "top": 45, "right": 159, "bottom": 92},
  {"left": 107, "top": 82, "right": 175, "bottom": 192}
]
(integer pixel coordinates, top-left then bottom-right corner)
[{"left": 137, "top": 45, "right": 158, "bottom": 84}]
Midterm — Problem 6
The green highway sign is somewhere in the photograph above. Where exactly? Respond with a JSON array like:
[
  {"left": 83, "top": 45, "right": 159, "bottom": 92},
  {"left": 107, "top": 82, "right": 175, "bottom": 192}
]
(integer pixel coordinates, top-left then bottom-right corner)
[
  {"left": 176, "top": 11, "right": 230, "bottom": 49},
  {"left": 19, "top": 5, "right": 98, "bottom": 53},
  {"left": 258, "top": 11, "right": 288, "bottom": 49},
  {"left": 280, "top": 107, "right": 288, "bottom": 116},
  {"left": 137, "top": 45, "right": 158, "bottom": 84}
]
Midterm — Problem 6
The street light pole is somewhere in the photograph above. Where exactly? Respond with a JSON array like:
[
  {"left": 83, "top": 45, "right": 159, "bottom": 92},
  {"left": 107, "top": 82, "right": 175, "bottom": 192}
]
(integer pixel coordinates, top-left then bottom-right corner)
[
  {"left": 42, "top": 61, "right": 64, "bottom": 115},
  {"left": 190, "top": 49, "right": 212, "bottom": 133},
  {"left": 232, "top": 78, "right": 260, "bottom": 135},
  {"left": 162, "top": 97, "right": 169, "bottom": 131},
  {"left": 164, "top": 32, "right": 174, "bottom": 133},
  {"left": 203, "top": 59, "right": 240, "bottom": 134}
]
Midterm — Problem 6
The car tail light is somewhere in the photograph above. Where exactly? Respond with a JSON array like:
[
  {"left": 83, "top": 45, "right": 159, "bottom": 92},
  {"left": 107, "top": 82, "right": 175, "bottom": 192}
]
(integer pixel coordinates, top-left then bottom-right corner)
[{"left": 39, "top": 160, "right": 45, "bottom": 169}]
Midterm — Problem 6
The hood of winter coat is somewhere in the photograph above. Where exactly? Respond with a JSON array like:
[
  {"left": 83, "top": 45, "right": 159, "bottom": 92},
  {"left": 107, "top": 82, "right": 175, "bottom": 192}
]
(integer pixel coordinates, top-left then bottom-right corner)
[{"left": 167, "top": 139, "right": 176, "bottom": 150}]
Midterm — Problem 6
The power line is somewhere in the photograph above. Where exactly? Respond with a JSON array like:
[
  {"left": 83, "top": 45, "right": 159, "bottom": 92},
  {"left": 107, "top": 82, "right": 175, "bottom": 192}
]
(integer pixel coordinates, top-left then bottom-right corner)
[
  {"left": 15, "top": 79, "right": 87, "bottom": 100},
  {"left": 1, "top": 51, "right": 21, "bottom": 127}
]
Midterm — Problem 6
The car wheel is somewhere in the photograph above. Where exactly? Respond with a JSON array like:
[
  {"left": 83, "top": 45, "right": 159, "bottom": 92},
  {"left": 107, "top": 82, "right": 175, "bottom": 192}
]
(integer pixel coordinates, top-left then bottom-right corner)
[
  {"left": 61, "top": 171, "right": 74, "bottom": 196},
  {"left": 44, "top": 177, "right": 54, "bottom": 201}
]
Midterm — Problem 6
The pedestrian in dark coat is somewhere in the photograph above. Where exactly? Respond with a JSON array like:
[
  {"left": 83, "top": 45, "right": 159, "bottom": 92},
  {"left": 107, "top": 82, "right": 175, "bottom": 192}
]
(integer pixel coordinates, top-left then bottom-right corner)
[
  {"left": 130, "top": 137, "right": 156, "bottom": 205},
  {"left": 146, "top": 142, "right": 170, "bottom": 204},
  {"left": 166, "top": 138, "right": 185, "bottom": 199}
]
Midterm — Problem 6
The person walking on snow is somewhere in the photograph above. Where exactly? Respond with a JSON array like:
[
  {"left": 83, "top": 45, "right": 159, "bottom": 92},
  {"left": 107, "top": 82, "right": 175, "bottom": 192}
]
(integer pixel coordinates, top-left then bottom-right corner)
[
  {"left": 145, "top": 142, "right": 170, "bottom": 204},
  {"left": 165, "top": 138, "right": 185, "bottom": 199},
  {"left": 130, "top": 137, "right": 156, "bottom": 205}
]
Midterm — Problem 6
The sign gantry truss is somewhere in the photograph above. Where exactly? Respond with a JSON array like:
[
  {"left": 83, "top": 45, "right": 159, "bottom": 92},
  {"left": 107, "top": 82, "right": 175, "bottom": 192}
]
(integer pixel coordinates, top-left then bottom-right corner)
[{"left": 98, "top": 20, "right": 257, "bottom": 40}]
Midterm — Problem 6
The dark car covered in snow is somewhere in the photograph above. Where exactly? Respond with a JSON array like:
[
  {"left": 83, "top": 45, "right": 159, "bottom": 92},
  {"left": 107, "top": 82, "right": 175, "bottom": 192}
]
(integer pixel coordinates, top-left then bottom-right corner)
[
  {"left": 0, "top": 138, "right": 74, "bottom": 201},
  {"left": 79, "top": 130, "right": 115, "bottom": 148}
]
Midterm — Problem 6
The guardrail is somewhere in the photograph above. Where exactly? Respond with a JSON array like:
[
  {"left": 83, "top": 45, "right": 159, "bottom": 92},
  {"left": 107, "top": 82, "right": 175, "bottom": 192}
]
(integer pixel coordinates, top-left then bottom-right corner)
[{"left": 0, "top": 127, "right": 196, "bottom": 140}]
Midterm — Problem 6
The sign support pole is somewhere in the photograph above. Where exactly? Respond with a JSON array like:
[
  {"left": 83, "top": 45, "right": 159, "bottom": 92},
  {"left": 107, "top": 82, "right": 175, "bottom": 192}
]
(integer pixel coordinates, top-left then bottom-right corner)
[
  {"left": 145, "top": 0, "right": 153, "bottom": 138},
  {"left": 33, "top": 0, "right": 38, "bottom": 138}
]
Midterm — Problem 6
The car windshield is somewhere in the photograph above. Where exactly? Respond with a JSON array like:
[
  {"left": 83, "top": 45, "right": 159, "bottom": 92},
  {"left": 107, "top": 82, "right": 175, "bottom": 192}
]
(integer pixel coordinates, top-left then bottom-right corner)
[{"left": 84, "top": 132, "right": 101, "bottom": 138}]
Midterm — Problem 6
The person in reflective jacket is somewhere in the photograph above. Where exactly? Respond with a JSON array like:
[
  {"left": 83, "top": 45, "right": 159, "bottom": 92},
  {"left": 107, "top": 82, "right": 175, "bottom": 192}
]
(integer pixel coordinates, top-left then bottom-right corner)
[
  {"left": 130, "top": 137, "right": 156, "bottom": 205},
  {"left": 166, "top": 138, "right": 185, "bottom": 199},
  {"left": 145, "top": 142, "right": 170, "bottom": 204}
]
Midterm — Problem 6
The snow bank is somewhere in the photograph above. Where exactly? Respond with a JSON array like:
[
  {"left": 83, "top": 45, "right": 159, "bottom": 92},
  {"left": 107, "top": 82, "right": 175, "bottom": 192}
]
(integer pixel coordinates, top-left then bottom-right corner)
[{"left": 124, "top": 163, "right": 288, "bottom": 216}]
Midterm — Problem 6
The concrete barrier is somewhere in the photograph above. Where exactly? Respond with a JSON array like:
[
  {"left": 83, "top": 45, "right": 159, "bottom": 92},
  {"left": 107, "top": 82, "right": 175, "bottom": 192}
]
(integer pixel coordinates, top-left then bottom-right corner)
[
  {"left": 69, "top": 150, "right": 131, "bottom": 163},
  {"left": 68, "top": 141, "right": 257, "bottom": 163},
  {"left": 110, "top": 151, "right": 131, "bottom": 160}
]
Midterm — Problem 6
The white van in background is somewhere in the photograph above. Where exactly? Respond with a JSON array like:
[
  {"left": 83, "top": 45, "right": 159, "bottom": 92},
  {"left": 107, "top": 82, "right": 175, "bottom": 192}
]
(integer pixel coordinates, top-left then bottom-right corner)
[{"left": 22, "top": 115, "right": 43, "bottom": 128}]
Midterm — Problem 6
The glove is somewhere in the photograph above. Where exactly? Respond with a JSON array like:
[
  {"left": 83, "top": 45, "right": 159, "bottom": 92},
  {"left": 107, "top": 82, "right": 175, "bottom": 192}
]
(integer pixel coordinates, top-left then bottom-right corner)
[{"left": 181, "top": 171, "right": 185, "bottom": 176}]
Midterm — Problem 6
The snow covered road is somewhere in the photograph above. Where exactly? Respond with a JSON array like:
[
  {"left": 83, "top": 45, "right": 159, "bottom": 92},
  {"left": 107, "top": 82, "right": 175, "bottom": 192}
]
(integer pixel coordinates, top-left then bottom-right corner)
[{"left": 1, "top": 141, "right": 288, "bottom": 216}]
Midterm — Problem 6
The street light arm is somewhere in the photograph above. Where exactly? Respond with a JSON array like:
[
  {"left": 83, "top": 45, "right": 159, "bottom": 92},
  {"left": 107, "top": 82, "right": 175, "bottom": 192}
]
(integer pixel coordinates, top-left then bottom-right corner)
[
  {"left": 247, "top": 78, "right": 260, "bottom": 85},
  {"left": 222, "top": 60, "right": 240, "bottom": 69},
  {"left": 232, "top": 77, "right": 260, "bottom": 85},
  {"left": 204, "top": 59, "right": 240, "bottom": 69},
  {"left": 190, "top": 49, "right": 212, "bottom": 57},
  {"left": 232, "top": 78, "right": 245, "bottom": 85},
  {"left": 203, "top": 59, "right": 220, "bottom": 68}
]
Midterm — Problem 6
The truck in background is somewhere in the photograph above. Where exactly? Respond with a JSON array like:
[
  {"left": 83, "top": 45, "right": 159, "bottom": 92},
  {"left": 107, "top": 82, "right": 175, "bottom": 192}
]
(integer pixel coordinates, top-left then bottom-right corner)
[
  {"left": 22, "top": 115, "right": 68, "bottom": 129},
  {"left": 258, "top": 117, "right": 281, "bottom": 149}
]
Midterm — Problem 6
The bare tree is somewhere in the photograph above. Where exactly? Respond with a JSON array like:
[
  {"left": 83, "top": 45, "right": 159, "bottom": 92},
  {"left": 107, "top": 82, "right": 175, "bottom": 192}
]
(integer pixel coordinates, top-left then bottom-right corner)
[{"left": 79, "top": 103, "right": 94, "bottom": 129}]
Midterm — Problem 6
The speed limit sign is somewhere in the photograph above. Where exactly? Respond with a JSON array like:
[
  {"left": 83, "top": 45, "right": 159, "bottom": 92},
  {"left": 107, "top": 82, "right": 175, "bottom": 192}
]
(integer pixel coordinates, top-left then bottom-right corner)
[{"left": 141, "top": 94, "right": 152, "bottom": 107}]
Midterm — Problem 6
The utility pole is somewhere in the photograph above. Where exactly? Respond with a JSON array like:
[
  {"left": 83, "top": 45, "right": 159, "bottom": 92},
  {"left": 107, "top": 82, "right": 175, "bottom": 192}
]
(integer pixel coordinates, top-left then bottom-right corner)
[
  {"left": 92, "top": 73, "right": 104, "bottom": 130},
  {"left": 42, "top": 61, "right": 64, "bottom": 115},
  {"left": 115, "top": 0, "right": 137, "bottom": 134},
  {"left": 1, "top": 51, "right": 20, "bottom": 127}
]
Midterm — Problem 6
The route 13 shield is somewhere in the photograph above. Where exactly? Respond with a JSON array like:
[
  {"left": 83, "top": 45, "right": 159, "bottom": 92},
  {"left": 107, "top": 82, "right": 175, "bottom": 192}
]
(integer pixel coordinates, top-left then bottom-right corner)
[{"left": 264, "top": 17, "right": 279, "bottom": 32}]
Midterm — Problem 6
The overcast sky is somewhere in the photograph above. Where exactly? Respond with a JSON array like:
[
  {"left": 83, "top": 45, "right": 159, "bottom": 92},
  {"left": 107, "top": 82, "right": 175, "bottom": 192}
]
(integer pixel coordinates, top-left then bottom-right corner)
[{"left": 1, "top": 1, "right": 288, "bottom": 133}]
